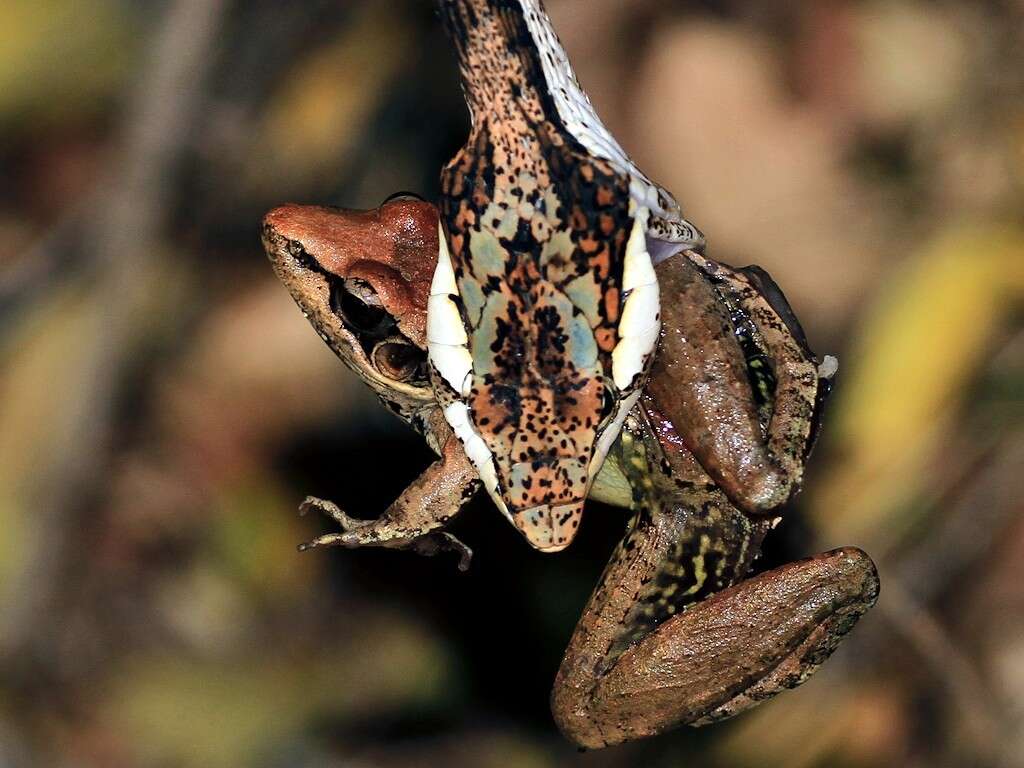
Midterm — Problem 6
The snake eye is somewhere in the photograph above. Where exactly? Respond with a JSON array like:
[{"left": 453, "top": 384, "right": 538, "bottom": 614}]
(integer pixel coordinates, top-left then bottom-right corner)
[
  {"left": 600, "top": 383, "right": 617, "bottom": 421},
  {"left": 381, "top": 191, "right": 425, "bottom": 205},
  {"left": 331, "top": 278, "right": 394, "bottom": 337}
]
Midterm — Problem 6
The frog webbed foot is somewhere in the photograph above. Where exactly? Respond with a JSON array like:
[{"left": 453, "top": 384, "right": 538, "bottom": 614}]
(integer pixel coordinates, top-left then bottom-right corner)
[{"left": 297, "top": 496, "right": 473, "bottom": 571}]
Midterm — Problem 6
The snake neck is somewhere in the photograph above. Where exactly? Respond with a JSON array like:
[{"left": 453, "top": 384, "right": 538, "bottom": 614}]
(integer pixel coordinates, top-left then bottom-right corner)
[{"left": 436, "top": 0, "right": 566, "bottom": 131}]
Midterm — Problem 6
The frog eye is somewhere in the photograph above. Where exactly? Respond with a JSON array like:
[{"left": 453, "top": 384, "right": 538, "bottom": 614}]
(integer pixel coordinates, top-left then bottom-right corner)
[
  {"left": 371, "top": 339, "right": 428, "bottom": 385},
  {"left": 331, "top": 278, "right": 394, "bottom": 336},
  {"left": 381, "top": 191, "right": 425, "bottom": 205}
]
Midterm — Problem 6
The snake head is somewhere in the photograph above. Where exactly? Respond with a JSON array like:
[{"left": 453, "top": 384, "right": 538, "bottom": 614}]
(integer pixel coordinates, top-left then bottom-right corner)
[
  {"left": 428, "top": 196, "right": 660, "bottom": 553},
  {"left": 429, "top": 0, "right": 699, "bottom": 552}
]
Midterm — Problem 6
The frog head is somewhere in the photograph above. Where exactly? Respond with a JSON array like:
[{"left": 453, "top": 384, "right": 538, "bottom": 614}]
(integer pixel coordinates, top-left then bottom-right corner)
[{"left": 261, "top": 196, "right": 437, "bottom": 424}]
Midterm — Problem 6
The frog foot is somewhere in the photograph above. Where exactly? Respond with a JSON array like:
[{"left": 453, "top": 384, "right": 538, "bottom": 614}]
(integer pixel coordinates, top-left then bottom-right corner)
[{"left": 296, "top": 496, "right": 473, "bottom": 571}]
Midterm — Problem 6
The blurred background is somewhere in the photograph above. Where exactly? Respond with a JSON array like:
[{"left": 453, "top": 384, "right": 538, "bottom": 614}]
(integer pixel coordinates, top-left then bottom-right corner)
[{"left": 1, "top": 0, "right": 1022, "bottom": 765}]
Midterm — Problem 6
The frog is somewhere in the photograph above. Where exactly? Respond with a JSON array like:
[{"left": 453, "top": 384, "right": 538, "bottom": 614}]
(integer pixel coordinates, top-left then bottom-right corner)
[{"left": 261, "top": 196, "right": 879, "bottom": 748}]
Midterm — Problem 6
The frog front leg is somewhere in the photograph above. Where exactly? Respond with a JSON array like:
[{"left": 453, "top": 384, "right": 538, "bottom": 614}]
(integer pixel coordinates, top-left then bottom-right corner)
[
  {"left": 300, "top": 413, "right": 480, "bottom": 571},
  {"left": 263, "top": 201, "right": 481, "bottom": 569},
  {"left": 551, "top": 428, "right": 879, "bottom": 749}
]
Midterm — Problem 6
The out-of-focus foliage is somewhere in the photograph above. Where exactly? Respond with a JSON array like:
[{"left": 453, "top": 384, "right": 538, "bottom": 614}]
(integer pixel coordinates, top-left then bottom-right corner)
[
  {"left": 0, "top": 0, "right": 1021, "bottom": 766},
  {"left": 0, "top": 0, "right": 134, "bottom": 127},
  {"left": 816, "top": 225, "right": 1024, "bottom": 541}
]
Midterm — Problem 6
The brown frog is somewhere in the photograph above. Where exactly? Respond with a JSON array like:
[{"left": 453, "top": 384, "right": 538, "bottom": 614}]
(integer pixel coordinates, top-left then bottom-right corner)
[{"left": 262, "top": 197, "right": 879, "bottom": 748}]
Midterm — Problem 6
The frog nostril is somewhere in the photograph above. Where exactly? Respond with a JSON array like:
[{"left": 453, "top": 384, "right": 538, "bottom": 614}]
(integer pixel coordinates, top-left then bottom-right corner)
[
  {"left": 372, "top": 340, "right": 427, "bottom": 384},
  {"left": 331, "top": 278, "right": 394, "bottom": 336}
]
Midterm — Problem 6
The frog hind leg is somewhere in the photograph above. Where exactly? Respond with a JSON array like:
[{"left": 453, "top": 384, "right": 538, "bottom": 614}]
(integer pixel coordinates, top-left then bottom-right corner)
[
  {"left": 711, "top": 257, "right": 838, "bottom": 508},
  {"left": 299, "top": 422, "right": 480, "bottom": 571},
  {"left": 550, "top": 432, "right": 878, "bottom": 749},
  {"left": 690, "top": 549, "right": 878, "bottom": 726},
  {"left": 553, "top": 529, "right": 877, "bottom": 748},
  {"left": 647, "top": 251, "right": 831, "bottom": 517},
  {"left": 591, "top": 548, "right": 877, "bottom": 747}
]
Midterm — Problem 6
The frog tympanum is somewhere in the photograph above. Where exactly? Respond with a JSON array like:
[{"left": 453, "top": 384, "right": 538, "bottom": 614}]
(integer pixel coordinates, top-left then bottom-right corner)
[{"left": 262, "top": 198, "right": 879, "bottom": 748}]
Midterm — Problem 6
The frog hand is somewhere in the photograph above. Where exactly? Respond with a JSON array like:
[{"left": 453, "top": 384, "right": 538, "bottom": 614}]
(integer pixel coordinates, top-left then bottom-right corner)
[
  {"left": 296, "top": 433, "right": 481, "bottom": 572},
  {"left": 298, "top": 496, "right": 473, "bottom": 571}
]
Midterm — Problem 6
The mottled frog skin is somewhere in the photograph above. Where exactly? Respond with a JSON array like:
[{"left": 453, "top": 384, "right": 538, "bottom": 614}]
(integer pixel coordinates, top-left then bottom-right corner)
[{"left": 261, "top": 199, "right": 879, "bottom": 748}]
